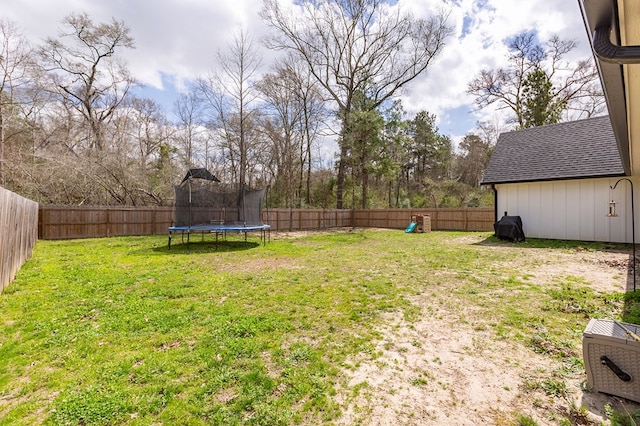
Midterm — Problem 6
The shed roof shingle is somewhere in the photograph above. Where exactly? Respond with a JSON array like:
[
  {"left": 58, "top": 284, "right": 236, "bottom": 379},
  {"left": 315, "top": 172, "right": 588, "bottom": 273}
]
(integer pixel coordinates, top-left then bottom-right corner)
[{"left": 480, "top": 116, "right": 625, "bottom": 185}]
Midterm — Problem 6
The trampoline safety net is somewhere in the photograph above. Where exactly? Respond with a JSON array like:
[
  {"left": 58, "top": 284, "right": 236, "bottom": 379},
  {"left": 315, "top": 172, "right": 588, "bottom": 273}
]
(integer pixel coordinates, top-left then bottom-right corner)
[{"left": 174, "top": 182, "right": 267, "bottom": 227}]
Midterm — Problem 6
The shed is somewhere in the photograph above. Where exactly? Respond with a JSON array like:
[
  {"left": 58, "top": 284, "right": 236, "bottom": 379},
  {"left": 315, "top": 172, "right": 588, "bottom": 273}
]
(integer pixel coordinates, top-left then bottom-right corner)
[{"left": 481, "top": 116, "right": 638, "bottom": 243}]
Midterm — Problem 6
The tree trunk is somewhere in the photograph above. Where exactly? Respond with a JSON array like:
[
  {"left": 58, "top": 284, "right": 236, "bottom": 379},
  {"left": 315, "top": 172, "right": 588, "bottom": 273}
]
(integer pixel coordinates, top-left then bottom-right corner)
[
  {"left": 336, "top": 143, "right": 348, "bottom": 209},
  {"left": 361, "top": 168, "right": 368, "bottom": 209}
]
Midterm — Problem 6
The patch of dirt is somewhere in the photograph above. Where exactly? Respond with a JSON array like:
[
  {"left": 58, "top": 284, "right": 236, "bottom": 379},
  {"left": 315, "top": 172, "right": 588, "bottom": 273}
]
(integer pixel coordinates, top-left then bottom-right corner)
[
  {"left": 269, "top": 227, "right": 357, "bottom": 240},
  {"left": 333, "top": 235, "right": 639, "bottom": 425}
]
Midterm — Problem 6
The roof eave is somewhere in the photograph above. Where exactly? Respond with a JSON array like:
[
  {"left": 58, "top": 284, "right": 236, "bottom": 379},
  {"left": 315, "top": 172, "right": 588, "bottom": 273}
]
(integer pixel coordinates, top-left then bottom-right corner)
[{"left": 481, "top": 172, "right": 627, "bottom": 186}]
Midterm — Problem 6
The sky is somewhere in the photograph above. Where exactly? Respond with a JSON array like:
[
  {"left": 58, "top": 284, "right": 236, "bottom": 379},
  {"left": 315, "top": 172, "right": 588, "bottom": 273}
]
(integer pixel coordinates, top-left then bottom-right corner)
[{"left": 2, "top": 0, "right": 595, "bottom": 153}]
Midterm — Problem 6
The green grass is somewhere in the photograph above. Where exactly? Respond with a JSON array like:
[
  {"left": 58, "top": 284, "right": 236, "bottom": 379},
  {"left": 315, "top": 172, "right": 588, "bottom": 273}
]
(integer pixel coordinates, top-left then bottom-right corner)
[{"left": 0, "top": 230, "right": 634, "bottom": 424}]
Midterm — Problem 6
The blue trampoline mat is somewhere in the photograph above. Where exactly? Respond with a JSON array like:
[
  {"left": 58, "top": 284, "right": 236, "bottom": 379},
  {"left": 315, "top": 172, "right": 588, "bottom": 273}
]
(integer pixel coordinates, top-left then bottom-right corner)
[
  {"left": 169, "top": 224, "right": 270, "bottom": 232},
  {"left": 167, "top": 224, "right": 270, "bottom": 249}
]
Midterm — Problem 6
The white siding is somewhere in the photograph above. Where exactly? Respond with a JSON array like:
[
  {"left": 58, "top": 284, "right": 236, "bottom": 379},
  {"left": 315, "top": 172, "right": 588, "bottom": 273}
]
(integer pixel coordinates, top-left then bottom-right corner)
[
  {"left": 496, "top": 177, "right": 639, "bottom": 243},
  {"left": 552, "top": 182, "right": 567, "bottom": 239}
]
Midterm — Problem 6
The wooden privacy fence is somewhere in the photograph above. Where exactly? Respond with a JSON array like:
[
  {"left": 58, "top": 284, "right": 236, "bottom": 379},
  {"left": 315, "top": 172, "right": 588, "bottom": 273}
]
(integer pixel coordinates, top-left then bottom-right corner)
[
  {"left": 39, "top": 206, "right": 174, "bottom": 239},
  {"left": 351, "top": 208, "right": 494, "bottom": 231},
  {"left": 39, "top": 206, "right": 494, "bottom": 239},
  {"left": 1, "top": 186, "right": 38, "bottom": 293},
  {"left": 265, "top": 209, "right": 353, "bottom": 231}
]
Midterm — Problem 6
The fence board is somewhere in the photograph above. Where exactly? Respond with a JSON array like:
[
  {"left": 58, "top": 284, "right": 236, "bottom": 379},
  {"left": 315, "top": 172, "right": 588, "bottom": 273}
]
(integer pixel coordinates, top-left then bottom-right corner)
[
  {"left": 351, "top": 208, "right": 494, "bottom": 232},
  {"left": 39, "top": 206, "right": 174, "bottom": 239},
  {"left": 264, "top": 209, "right": 352, "bottom": 231},
  {"left": 1, "top": 186, "right": 38, "bottom": 293},
  {"left": 38, "top": 206, "right": 494, "bottom": 239}
]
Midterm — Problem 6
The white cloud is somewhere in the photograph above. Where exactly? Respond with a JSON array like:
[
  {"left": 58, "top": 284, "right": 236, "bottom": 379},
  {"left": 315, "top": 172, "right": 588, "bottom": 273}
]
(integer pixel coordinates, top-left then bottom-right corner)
[{"left": 397, "top": 0, "right": 597, "bottom": 145}]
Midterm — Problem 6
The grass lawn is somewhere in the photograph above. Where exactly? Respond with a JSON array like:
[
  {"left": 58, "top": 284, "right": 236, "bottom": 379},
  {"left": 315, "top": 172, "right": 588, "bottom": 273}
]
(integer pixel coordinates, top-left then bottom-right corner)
[{"left": 1, "top": 229, "right": 640, "bottom": 425}]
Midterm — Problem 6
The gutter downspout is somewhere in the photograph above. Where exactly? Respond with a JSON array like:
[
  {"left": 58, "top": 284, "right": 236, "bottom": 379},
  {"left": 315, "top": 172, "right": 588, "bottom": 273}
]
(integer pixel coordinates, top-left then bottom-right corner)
[
  {"left": 594, "top": 25, "right": 640, "bottom": 64},
  {"left": 492, "top": 184, "right": 498, "bottom": 225}
]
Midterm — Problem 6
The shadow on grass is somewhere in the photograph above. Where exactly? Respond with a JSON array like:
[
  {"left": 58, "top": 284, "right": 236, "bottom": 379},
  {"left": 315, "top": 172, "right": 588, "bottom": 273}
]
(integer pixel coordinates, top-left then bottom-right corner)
[
  {"left": 474, "top": 234, "right": 629, "bottom": 252},
  {"left": 153, "top": 239, "right": 261, "bottom": 254}
]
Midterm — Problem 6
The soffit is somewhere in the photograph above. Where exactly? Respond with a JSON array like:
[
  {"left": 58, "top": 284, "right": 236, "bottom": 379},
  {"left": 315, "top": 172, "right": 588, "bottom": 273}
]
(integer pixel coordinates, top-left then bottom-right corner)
[{"left": 619, "top": 0, "right": 640, "bottom": 175}]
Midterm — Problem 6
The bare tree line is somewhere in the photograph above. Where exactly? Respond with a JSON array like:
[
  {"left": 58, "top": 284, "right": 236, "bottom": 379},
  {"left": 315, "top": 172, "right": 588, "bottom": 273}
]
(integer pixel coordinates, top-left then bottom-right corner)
[{"left": 0, "top": 1, "right": 602, "bottom": 209}]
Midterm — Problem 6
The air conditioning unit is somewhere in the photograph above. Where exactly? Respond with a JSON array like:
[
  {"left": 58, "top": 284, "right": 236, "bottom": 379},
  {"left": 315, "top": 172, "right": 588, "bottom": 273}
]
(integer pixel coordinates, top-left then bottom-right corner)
[{"left": 583, "top": 319, "right": 640, "bottom": 402}]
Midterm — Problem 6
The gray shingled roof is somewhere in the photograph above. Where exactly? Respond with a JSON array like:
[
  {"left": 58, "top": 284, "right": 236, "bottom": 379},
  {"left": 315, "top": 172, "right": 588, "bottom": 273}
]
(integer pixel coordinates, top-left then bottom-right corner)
[{"left": 480, "top": 116, "right": 625, "bottom": 185}]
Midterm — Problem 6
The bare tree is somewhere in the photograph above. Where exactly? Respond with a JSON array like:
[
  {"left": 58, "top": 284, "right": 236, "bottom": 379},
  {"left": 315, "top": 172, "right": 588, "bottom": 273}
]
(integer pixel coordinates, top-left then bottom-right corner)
[
  {"left": 258, "top": 66, "right": 304, "bottom": 210},
  {"left": 126, "top": 97, "right": 176, "bottom": 204},
  {"left": 261, "top": 0, "right": 452, "bottom": 208},
  {"left": 0, "top": 19, "right": 43, "bottom": 185},
  {"left": 174, "top": 91, "right": 208, "bottom": 169},
  {"left": 39, "top": 13, "right": 136, "bottom": 152},
  {"left": 258, "top": 56, "right": 326, "bottom": 210},
  {"left": 197, "top": 28, "right": 262, "bottom": 187},
  {"left": 291, "top": 59, "right": 327, "bottom": 206},
  {"left": 467, "top": 31, "right": 605, "bottom": 129}
]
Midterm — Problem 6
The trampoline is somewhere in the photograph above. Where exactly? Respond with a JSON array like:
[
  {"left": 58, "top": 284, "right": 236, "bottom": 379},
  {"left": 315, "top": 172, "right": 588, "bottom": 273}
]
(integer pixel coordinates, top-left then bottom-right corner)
[
  {"left": 168, "top": 168, "right": 270, "bottom": 250},
  {"left": 168, "top": 223, "right": 270, "bottom": 249}
]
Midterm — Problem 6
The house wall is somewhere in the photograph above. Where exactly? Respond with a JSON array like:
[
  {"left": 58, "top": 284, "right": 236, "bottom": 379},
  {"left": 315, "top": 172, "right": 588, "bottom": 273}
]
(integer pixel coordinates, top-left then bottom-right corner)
[{"left": 496, "top": 176, "right": 640, "bottom": 243}]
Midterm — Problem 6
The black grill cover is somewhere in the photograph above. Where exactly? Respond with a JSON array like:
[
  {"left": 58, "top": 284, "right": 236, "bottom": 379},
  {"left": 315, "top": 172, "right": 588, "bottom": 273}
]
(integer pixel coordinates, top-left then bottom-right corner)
[{"left": 494, "top": 215, "right": 525, "bottom": 242}]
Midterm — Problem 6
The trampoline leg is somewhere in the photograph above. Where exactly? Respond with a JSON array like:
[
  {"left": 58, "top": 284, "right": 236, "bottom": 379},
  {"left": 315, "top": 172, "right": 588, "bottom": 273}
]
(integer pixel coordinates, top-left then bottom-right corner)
[{"left": 168, "top": 231, "right": 172, "bottom": 250}]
